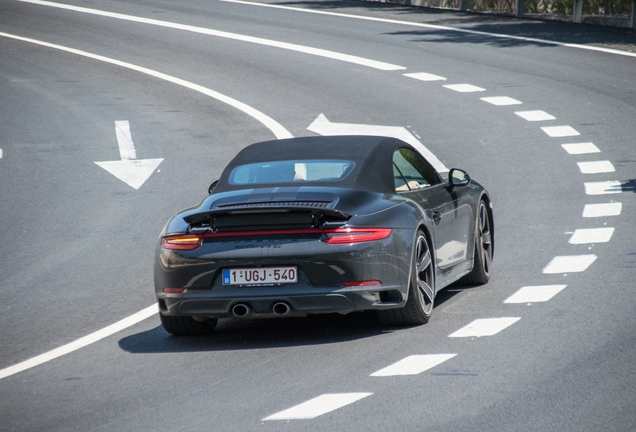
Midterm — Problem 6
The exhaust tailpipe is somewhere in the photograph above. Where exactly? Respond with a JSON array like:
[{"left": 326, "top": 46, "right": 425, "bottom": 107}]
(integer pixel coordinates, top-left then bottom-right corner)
[
  {"left": 272, "top": 302, "right": 291, "bottom": 316},
  {"left": 232, "top": 303, "right": 251, "bottom": 318}
]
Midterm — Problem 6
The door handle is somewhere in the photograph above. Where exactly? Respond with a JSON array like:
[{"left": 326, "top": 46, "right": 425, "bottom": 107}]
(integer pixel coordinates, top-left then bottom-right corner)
[{"left": 432, "top": 211, "right": 442, "bottom": 221}]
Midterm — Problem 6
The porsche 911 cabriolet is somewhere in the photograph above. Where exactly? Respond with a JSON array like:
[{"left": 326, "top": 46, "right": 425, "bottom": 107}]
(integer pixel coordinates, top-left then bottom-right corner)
[{"left": 154, "top": 135, "right": 493, "bottom": 335}]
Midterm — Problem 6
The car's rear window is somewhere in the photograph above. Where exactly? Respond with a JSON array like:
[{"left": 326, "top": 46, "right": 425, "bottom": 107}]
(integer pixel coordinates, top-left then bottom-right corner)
[{"left": 229, "top": 160, "right": 355, "bottom": 185}]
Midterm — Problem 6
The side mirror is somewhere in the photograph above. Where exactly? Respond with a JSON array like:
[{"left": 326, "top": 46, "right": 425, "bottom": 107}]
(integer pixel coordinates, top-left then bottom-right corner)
[
  {"left": 449, "top": 169, "right": 471, "bottom": 187},
  {"left": 208, "top": 180, "right": 218, "bottom": 194}
]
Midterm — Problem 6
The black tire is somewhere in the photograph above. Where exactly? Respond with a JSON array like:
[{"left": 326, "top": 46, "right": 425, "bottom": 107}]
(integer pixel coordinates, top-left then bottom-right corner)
[
  {"left": 159, "top": 314, "right": 217, "bottom": 336},
  {"left": 463, "top": 200, "right": 493, "bottom": 285},
  {"left": 378, "top": 230, "right": 434, "bottom": 326}
]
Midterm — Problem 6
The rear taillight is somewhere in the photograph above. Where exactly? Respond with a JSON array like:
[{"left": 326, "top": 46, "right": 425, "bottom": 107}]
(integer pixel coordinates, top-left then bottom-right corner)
[
  {"left": 322, "top": 228, "right": 392, "bottom": 244},
  {"left": 161, "top": 234, "right": 202, "bottom": 250},
  {"left": 161, "top": 228, "right": 391, "bottom": 248}
]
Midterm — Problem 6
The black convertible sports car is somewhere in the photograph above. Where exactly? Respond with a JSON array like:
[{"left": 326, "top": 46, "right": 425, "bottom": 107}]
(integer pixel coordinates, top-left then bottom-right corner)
[{"left": 154, "top": 135, "right": 493, "bottom": 335}]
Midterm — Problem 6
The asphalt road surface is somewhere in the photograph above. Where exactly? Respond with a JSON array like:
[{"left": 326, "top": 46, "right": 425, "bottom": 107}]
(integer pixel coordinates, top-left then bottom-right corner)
[{"left": 1, "top": 1, "right": 635, "bottom": 431}]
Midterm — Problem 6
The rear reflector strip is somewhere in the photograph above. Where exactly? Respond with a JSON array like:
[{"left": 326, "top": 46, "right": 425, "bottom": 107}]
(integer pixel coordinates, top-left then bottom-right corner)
[
  {"left": 344, "top": 280, "right": 381, "bottom": 287},
  {"left": 163, "top": 287, "right": 185, "bottom": 293}
]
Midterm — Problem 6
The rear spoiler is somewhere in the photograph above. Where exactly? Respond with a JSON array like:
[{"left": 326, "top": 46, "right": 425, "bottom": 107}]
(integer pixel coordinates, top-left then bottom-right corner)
[{"left": 183, "top": 204, "right": 350, "bottom": 233}]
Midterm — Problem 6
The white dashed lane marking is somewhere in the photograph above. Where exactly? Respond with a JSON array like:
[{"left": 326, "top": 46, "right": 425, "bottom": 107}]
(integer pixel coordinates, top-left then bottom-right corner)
[
  {"left": 481, "top": 96, "right": 522, "bottom": 106},
  {"left": 541, "top": 125, "right": 580, "bottom": 137},
  {"left": 448, "top": 317, "right": 520, "bottom": 338},
  {"left": 561, "top": 142, "right": 600, "bottom": 154},
  {"left": 515, "top": 110, "right": 555, "bottom": 121},
  {"left": 577, "top": 160, "right": 615, "bottom": 174},
  {"left": 583, "top": 202, "right": 622, "bottom": 217},
  {"left": 403, "top": 72, "right": 446, "bottom": 81},
  {"left": 370, "top": 354, "right": 456, "bottom": 377},
  {"left": 568, "top": 227, "right": 615, "bottom": 244},
  {"left": 262, "top": 393, "right": 372, "bottom": 420},
  {"left": 443, "top": 84, "right": 486, "bottom": 93},
  {"left": 584, "top": 181, "right": 622, "bottom": 195},
  {"left": 542, "top": 255, "right": 597, "bottom": 273},
  {"left": 504, "top": 285, "right": 567, "bottom": 303}
]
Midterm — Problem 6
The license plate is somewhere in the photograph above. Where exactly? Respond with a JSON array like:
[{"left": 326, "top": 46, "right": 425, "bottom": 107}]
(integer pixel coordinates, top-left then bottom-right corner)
[{"left": 222, "top": 266, "right": 298, "bottom": 286}]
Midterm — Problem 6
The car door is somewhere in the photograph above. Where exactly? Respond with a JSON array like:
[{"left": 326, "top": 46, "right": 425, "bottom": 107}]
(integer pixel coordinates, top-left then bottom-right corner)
[{"left": 393, "top": 148, "right": 473, "bottom": 274}]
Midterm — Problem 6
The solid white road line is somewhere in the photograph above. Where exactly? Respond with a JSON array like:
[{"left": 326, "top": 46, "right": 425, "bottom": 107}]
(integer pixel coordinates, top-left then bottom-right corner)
[
  {"left": 0, "top": 305, "right": 157, "bottom": 380},
  {"left": 448, "top": 317, "right": 520, "bottom": 338},
  {"left": 370, "top": 354, "right": 456, "bottom": 377},
  {"left": 541, "top": 125, "right": 580, "bottom": 137},
  {"left": 403, "top": 72, "right": 446, "bottom": 81},
  {"left": 0, "top": 149, "right": 3, "bottom": 158},
  {"left": 583, "top": 202, "right": 622, "bottom": 217},
  {"left": 515, "top": 110, "right": 555, "bottom": 121},
  {"left": 543, "top": 255, "right": 597, "bottom": 273},
  {"left": 443, "top": 84, "right": 486, "bottom": 93},
  {"left": 481, "top": 96, "right": 522, "bottom": 106},
  {"left": 568, "top": 227, "right": 615, "bottom": 244},
  {"left": 584, "top": 181, "right": 622, "bottom": 195},
  {"left": 221, "top": 0, "right": 636, "bottom": 59},
  {"left": 19, "top": 0, "right": 405, "bottom": 71},
  {"left": 0, "top": 31, "right": 292, "bottom": 140},
  {"left": 262, "top": 393, "right": 373, "bottom": 420},
  {"left": 561, "top": 142, "right": 600, "bottom": 154},
  {"left": 504, "top": 285, "right": 567, "bottom": 303},
  {"left": 577, "top": 160, "right": 615, "bottom": 174}
]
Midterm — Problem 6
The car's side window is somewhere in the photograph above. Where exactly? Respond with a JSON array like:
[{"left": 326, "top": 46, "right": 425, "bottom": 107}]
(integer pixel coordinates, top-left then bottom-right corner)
[{"left": 393, "top": 148, "right": 439, "bottom": 191}]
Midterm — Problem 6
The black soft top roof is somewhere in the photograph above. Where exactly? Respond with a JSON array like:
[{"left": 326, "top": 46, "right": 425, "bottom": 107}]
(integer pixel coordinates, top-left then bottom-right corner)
[{"left": 216, "top": 135, "right": 416, "bottom": 193}]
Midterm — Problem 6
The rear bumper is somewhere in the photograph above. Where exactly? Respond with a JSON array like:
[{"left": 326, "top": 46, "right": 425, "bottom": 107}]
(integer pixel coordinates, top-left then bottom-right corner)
[
  {"left": 154, "top": 227, "right": 415, "bottom": 318},
  {"left": 157, "top": 282, "right": 407, "bottom": 319}
]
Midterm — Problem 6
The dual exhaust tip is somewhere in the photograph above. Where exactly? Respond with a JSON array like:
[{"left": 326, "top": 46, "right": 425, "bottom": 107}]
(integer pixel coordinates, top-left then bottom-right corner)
[{"left": 232, "top": 302, "right": 290, "bottom": 318}]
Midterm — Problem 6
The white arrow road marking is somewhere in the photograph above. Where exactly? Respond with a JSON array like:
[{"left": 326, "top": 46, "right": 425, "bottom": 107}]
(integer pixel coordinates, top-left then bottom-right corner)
[
  {"left": 308, "top": 114, "right": 448, "bottom": 173},
  {"left": 94, "top": 121, "right": 163, "bottom": 189},
  {"left": 263, "top": 393, "right": 372, "bottom": 420},
  {"left": 370, "top": 354, "right": 456, "bottom": 376},
  {"left": 114, "top": 120, "right": 136, "bottom": 159}
]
